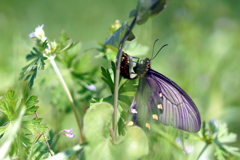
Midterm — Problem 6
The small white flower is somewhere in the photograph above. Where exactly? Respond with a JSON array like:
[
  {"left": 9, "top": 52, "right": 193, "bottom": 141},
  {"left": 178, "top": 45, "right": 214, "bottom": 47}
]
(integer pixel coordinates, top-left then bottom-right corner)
[{"left": 29, "top": 24, "right": 45, "bottom": 41}]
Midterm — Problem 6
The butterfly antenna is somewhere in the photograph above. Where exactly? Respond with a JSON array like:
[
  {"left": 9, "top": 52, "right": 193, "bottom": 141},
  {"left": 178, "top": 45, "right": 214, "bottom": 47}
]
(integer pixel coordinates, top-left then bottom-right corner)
[
  {"left": 150, "top": 39, "right": 159, "bottom": 59},
  {"left": 150, "top": 42, "right": 168, "bottom": 61}
]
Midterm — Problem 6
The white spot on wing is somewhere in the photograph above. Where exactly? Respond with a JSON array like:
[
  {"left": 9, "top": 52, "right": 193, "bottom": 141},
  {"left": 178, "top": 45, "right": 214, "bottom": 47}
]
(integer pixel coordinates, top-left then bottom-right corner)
[
  {"left": 145, "top": 123, "right": 150, "bottom": 130},
  {"left": 131, "top": 109, "right": 138, "bottom": 114},
  {"left": 158, "top": 104, "right": 163, "bottom": 110},
  {"left": 159, "top": 93, "right": 163, "bottom": 97},
  {"left": 152, "top": 114, "right": 158, "bottom": 120},
  {"left": 128, "top": 121, "right": 134, "bottom": 126}
]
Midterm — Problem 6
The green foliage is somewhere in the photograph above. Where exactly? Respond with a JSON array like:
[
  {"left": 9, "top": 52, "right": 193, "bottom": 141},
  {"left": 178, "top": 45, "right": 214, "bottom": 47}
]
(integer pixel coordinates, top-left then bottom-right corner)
[
  {"left": 20, "top": 28, "right": 81, "bottom": 90},
  {"left": 104, "top": 21, "right": 135, "bottom": 52},
  {"left": 19, "top": 47, "right": 48, "bottom": 89},
  {"left": 1, "top": 0, "right": 240, "bottom": 159},
  {"left": 199, "top": 120, "right": 240, "bottom": 159},
  {"left": 57, "top": 30, "right": 79, "bottom": 53},
  {"left": 99, "top": 61, "right": 137, "bottom": 113},
  {"left": 84, "top": 102, "right": 148, "bottom": 160},
  {"left": 0, "top": 88, "right": 48, "bottom": 159},
  {"left": 130, "top": 0, "right": 167, "bottom": 25},
  {"left": 98, "top": 61, "right": 137, "bottom": 136},
  {"left": 0, "top": 107, "right": 26, "bottom": 159},
  {"left": 55, "top": 32, "right": 98, "bottom": 103}
]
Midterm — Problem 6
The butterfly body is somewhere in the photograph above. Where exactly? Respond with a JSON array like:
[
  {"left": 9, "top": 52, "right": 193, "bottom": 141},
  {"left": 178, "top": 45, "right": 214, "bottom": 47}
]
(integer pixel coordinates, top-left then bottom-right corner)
[{"left": 120, "top": 53, "right": 201, "bottom": 133}]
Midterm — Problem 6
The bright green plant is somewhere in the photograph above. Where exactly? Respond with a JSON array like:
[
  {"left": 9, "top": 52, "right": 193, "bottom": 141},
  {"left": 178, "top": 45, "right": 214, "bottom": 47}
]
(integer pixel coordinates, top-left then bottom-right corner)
[{"left": 1, "top": 0, "right": 240, "bottom": 160}]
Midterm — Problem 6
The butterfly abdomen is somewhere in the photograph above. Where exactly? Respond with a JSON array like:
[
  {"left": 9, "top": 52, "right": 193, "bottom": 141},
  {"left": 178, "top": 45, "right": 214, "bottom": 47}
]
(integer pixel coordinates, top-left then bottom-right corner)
[{"left": 120, "top": 54, "right": 131, "bottom": 79}]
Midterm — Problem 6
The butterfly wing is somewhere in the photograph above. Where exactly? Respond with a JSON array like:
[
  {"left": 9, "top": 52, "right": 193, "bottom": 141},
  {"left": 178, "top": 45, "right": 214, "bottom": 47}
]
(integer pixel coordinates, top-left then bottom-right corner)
[{"left": 131, "top": 69, "right": 201, "bottom": 133}]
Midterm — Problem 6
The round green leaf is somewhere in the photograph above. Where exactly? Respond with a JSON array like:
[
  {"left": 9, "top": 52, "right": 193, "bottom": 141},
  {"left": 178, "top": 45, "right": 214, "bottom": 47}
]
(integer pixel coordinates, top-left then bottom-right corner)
[
  {"left": 84, "top": 102, "right": 113, "bottom": 145},
  {"left": 115, "top": 126, "right": 149, "bottom": 160}
]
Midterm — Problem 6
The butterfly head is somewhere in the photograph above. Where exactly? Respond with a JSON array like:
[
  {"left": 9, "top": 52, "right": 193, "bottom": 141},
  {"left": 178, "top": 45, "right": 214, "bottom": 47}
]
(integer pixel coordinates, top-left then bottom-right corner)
[{"left": 134, "top": 58, "right": 151, "bottom": 77}]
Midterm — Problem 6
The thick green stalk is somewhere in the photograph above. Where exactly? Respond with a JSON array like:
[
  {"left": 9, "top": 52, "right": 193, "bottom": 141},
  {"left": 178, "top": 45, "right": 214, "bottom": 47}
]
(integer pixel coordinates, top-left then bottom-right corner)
[
  {"left": 112, "top": 17, "right": 137, "bottom": 144},
  {"left": 49, "top": 57, "right": 84, "bottom": 142}
]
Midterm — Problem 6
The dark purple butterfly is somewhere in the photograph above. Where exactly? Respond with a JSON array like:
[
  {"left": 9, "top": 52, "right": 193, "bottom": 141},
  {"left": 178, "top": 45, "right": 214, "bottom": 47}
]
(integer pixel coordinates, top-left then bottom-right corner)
[{"left": 120, "top": 45, "right": 201, "bottom": 133}]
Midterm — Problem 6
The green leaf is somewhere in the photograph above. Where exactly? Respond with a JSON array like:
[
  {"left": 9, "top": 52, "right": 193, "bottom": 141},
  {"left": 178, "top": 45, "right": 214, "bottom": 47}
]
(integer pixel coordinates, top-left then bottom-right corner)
[
  {"left": 101, "top": 66, "right": 114, "bottom": 94},
  {"left": 25, "top": 106, "right": 39, "bottom": 115},
  {"left": 0, "top": 107, "right": 26, "bottom": 160},
  {"left": 104, "top": 21, "right": 135, "bottom": 52},
  {"left": 0, "top": 123, "right": 9, "bottom": 136},
  {"left": 56, "top": 41, "right": 81, "bottom": 69},
  {"left": 136, "top": 0, "right": 167, "bottom": 25},
  {"left": 0, "top": 88, "right": 18, "bottom": 120},
  {"left": 59, "top": 41, "right": 79, "bottom": 53},
  {"left": 22, "top": 118, "right": 48, "bottom": 135},
  {"left": 84, "top": 102, "right": 148, "bottom": 160},
  {"left": 201, "top": 120, "right": 240, "bottom": 159},
  {"left": 25, "top": 95, "right": 39, "bottom": 108},
  {"left": 57, "top": 30, "right": 80, "bottom": 53},
  {"left": 123, "top": 41, "right": 149, "bottom": 57},
  {"left": 0, "top": 88, "right": 48, "bottom": 158},
  {"left": 19, "top": 47, "right": 47, "bottom": 89},
  {"left": 222, "top": 145, "right": 240, "bottom": 157},
  {"left": 115, "top": 126, "right": 149, "bottom": 160},
  {"left": 128, "top": 9, "right": 137, "bottom": 18},
  {"left": 84, "top": 102, "right": 113, "bottom": 145},
  {"left": 214, "top": 145, "right": 227, "bottom": 160},
  {"left": 117, "top": 110, "right": 128, "bottom": 136}
]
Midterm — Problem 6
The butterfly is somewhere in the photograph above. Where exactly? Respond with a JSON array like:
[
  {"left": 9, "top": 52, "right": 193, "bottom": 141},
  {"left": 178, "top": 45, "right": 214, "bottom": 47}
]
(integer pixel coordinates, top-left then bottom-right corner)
[{"left": 120, "top": 43, "right": 201, "bottom": 133}]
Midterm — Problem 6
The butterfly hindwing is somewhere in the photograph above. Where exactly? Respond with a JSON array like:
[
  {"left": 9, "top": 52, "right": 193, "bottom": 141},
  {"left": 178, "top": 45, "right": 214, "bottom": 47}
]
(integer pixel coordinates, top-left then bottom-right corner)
[{"left": 130, "top": 71, "right": 163, "bottom": 129}]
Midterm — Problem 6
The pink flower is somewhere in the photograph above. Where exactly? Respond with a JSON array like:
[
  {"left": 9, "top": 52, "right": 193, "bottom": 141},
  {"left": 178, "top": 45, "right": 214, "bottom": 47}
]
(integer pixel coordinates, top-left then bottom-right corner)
[
  {"left": 64, "top": 132, "right": 75, "bottom": 139},
  {"left": 63, "top": 128, "right": 73, "bottom": 133}
]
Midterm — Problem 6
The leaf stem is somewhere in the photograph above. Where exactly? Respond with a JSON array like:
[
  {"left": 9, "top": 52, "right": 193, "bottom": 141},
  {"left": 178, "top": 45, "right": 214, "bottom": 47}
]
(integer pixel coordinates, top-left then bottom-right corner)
[
  {"left": 35, "top": 111, "right": 53, "bottom": 156},
  {"left": 112, "top": 17, "right": 137, "bottom": 144},
  {"left": 49, "top": 57, "right": 85, "bottom": 142},
  {"left": 197, "top": 143, "right": 209, "bottom": 160}
]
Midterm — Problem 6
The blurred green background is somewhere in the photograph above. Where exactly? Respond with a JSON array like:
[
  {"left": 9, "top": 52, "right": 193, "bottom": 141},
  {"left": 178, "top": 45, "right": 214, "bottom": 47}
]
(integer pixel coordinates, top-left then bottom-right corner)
[{"left": 1, "top": 0, "right": 240, "bottom": 158}]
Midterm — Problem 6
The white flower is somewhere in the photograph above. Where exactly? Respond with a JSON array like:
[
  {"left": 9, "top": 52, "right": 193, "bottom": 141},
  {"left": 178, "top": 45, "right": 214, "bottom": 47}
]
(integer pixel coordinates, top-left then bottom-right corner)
[{"left": 29, "top": 24, "right": 45, "bottom": 41}]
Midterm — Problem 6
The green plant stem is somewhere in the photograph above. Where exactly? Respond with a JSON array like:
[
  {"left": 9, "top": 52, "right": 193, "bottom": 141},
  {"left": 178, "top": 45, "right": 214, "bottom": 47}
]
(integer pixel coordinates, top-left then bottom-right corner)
[
  {"left": 197, "top": 143, "right": 209, "bottom": 160},
  {"left": 35, "top": 111, "right": 53, "bottom": 156},
  {"left": 154, "top": 127, "right": 182, "bottom": 151},
  {"left": 49, "top": 57, "right": 85, "bottom": 142},
  {"left": 112, "top": 17, "right": 137, "bottom": 144}
]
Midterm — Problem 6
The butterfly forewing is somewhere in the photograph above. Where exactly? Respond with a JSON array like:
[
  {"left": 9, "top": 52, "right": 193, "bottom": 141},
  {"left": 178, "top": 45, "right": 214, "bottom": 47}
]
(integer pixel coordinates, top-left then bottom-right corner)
[{"left": 149, "top": 69, "right": 201, "bottom": 132}]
